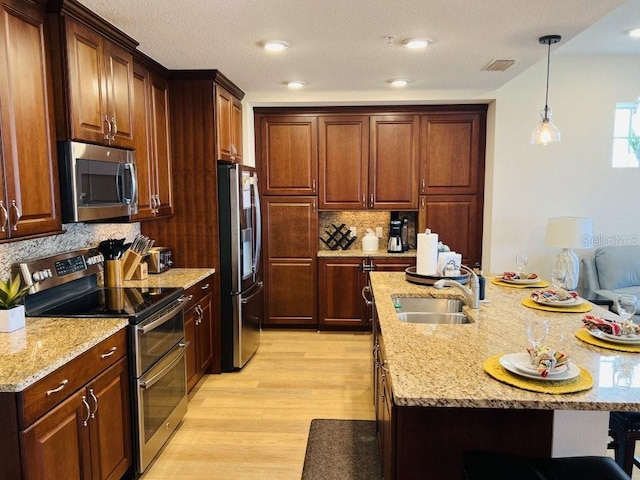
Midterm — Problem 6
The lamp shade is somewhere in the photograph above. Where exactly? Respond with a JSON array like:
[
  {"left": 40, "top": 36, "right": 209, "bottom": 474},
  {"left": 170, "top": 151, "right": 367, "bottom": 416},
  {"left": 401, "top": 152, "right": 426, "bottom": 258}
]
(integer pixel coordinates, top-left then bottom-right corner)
[{"left": 545, "top": 217, "right": 593, "bottom": 249}]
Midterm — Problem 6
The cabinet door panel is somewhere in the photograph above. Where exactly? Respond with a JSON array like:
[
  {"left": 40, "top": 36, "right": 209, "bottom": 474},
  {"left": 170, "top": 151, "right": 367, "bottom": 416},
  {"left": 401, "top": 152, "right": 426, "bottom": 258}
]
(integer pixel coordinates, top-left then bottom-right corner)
[
  {"left": 369, "top": 115, "right": 419, "bottom": 209},
  {"left": 319, "top": 115, "right": 368, "bottom": 210},
  {"left": 232, "top": 98, "right": 243, "bottom": 163},
  {"left": 89, "top": 357, "right": 131, "bottom": 480},
  {"left": 265, "top": 260, "right": 317, "bottom": 325},
  {"left": 21, "top": 390, "right": 88, "bottom": 480},
  {"left": 197, "top": 293, "right": 214, "bottom": 372},
  {"left": 151, "top": 73, "right": 173, "bottom": 216},
  {"left": 418, "top": 195, "right": 481, "bottom": 266},
  {"left": 420, "top": 113, "right": 482, "bottom": 195},
  {"left": 132, "top": 64, "right": 153, "bottom": 219},
  {"left": 215, "top": 85, "right": 233, "bottom": 160},
  {"left": 0, "top": 0, "right": 60, "bottom": 238},
  {"left": 65, "top": 19, "right": 107, "bottom": 143},
  {"left": 318, "top": 258, "right": 367, "bottom": 328},
  {"left": 263, "top": 196, "right": 317, "bottom": 258},
  {"left": 259, "top": 116, "right": 318, "bottom": 195},
  {"left": 105, "top": 42, "right": 134, "bottom": 148},
  {"left": 185, "top": 306, "right": 198, "bottom": 392}
]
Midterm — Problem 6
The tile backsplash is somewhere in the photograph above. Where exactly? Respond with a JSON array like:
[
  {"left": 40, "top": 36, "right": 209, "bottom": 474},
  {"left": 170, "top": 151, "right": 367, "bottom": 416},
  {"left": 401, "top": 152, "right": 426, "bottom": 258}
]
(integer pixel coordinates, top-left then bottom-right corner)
[
  {"left": 319, "top": 211, "right": 417, "bottom": 251},
  {"left": 0, "top": 223, "right": 140, "bottom": 278}
]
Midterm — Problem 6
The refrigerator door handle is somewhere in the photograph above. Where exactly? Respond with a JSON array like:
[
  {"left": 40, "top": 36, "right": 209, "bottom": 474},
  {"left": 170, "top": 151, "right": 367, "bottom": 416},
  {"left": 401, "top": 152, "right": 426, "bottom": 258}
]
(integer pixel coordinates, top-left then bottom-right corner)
[
  {"left": 241, "top": 281, "right": 264, "bottom": 304},
  {"left": 252, "top": 174, "right": 262, "bottom": 275}
]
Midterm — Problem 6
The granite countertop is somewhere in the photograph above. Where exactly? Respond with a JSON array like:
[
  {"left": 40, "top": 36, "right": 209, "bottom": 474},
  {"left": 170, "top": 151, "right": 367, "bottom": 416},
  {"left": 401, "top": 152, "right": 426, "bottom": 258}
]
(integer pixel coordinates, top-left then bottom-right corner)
[
  {"left": 370, "top": 271, "right": 640, "bottom": 411},
  {"left": 0, "top": 268, "right": 215, "bottom": 393},
  {"left": 318, "top": 248, "right": 416, "bottom": 258},
  {"left": 123, "top": 268, "right": 215, "bottom": 289},
  {"left": 0, "top": 317, "right": 128, "bottom": 392}
]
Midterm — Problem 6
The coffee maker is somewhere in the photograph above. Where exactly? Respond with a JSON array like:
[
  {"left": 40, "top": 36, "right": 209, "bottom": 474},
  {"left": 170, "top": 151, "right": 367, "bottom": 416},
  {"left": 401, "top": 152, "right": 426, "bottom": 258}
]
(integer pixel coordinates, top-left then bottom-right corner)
[{"left": 387, "top": 220, "right": 403, "bottom": 253}]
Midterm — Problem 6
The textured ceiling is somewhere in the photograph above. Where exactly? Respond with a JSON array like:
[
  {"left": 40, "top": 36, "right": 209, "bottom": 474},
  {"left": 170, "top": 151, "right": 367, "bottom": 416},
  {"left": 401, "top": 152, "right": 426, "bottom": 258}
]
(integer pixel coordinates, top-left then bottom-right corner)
[{"left": 77, "top": 0, "right": 638, "bottom": 96}]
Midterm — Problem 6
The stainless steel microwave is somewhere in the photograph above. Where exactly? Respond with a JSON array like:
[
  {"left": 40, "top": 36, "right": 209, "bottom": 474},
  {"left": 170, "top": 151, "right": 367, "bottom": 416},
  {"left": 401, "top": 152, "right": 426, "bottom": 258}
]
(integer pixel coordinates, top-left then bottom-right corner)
[{"left": 58, "top": 141, "right": 138, "bottom": 222}]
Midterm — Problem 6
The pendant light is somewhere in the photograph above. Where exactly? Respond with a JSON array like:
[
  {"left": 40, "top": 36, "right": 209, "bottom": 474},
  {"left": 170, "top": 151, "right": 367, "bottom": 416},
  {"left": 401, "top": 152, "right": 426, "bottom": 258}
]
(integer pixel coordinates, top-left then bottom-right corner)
[{"left": 531, "top": 35, "right": 562, "bottom": 145}]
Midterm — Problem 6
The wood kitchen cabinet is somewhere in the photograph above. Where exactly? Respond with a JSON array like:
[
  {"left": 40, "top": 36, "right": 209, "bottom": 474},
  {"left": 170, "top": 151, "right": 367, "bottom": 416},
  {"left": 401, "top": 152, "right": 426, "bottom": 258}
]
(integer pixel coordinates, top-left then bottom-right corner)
[
  {"left": 48, "top": 9, "right": 137, "bottom": 148},
  {"left": 369, "top": 115, "right": 419, "bottom": 210},
  {"left": 418, "top": 194, "right": 482, "bottom": 266},
  {"left": 0, "top": 329, "right": 132, "bottom": 480},
  {"left": 184, "top": 275, "right": 216, "bottom": 391},
  {"left": 257, "top": 115, "right": 318, "bottom": 195},
  {"left": 0, "top": 0, "right": 62, "bottom": 241},
  {"left": 215, "top": 83, "right": 243, "bottom": 163},
  {"left": 319, "top": 256, "right": 415, "bottom": 330},
  {"left": 373, "top": 322, "right": 395, "bottom": 480},
  {"left": 318, "top": 115, "right": 369, "bottom": 210},
  {"left": 132, "top": 55, "right": 173, "bottom": 220},
  {"left": 419, "top": 111, "right": 485, "bottom": 195},
  {"left": 263, "top": 196, "right": 318, "bottom": 326}
]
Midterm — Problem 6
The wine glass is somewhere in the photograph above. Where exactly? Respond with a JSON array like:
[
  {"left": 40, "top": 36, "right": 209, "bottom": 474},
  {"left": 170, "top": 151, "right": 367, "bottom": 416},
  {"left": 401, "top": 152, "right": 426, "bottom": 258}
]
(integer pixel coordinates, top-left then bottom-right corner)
[
  {"left": 617, "top": 295, "right": 638, "bottom": 322},
  {"left": 551, "top": 269, "right": 566, "bottom": 291},
  {"left": 515, "top": 253, "right": 528, "bottom": 275},
  {"left": 525, "top": 316, "right": 549, "bottom": 364}
]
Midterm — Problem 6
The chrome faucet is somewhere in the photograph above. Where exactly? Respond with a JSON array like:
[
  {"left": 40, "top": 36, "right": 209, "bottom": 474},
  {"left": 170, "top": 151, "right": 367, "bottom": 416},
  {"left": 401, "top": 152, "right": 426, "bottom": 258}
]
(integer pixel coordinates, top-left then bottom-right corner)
[{"left": 433, "top": 264, "right": 480, "bottom": 309}]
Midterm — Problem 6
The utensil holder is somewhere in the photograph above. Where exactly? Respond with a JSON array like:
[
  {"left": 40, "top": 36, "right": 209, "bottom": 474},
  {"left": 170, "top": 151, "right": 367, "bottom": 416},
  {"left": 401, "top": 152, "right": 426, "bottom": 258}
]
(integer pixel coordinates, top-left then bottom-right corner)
[
  {"left": 121, "top": 250, "right": 143, "bottom": 281},
  {"left": 104, "top": 260, "right": 123, "bottom": 287}
]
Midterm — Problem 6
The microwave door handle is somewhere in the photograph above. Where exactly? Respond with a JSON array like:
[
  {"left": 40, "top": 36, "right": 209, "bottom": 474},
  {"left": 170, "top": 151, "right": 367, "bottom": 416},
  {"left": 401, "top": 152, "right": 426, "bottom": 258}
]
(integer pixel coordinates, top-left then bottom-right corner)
[{"left": 127, "top": 163, "right": 138, "bottom": 205}]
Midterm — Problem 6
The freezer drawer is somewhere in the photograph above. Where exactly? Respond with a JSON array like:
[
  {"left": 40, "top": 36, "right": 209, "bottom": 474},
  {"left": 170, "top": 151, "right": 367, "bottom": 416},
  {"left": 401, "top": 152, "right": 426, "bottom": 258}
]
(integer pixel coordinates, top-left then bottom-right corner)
[{"left": 234, "top": 280, "right": 264, "bottom": 368}]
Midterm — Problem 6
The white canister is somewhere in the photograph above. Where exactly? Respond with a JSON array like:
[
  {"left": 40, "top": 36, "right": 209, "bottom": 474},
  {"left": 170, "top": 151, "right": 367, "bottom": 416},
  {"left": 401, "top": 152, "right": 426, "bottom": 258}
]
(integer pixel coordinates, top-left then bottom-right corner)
[{"left": 362, "top": 229, "right": 379, "bottom": 252}]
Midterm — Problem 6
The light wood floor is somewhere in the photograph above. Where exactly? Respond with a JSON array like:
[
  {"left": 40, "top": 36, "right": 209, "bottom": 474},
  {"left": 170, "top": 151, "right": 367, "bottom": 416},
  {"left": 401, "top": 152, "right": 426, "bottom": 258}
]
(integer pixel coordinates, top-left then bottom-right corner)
[{"left": 141, "top": 330, "right": 375, "bottom": 480}]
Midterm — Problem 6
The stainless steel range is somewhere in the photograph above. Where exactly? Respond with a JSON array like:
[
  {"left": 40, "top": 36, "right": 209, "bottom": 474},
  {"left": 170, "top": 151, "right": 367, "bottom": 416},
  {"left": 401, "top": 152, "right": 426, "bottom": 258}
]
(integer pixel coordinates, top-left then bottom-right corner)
[{"left": 17, "top": 248, "right": 188, "bottom": 476}]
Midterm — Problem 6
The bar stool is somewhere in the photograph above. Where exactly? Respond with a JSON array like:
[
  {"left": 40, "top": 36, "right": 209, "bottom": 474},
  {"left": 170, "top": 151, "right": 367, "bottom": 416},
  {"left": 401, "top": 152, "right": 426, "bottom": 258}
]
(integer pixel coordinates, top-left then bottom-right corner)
[
  {"left": 462, "top": 450, "right": 630, "bottom": 480},
  {"left": 608, "top": 411, "right": 640, "bottom": 476}
]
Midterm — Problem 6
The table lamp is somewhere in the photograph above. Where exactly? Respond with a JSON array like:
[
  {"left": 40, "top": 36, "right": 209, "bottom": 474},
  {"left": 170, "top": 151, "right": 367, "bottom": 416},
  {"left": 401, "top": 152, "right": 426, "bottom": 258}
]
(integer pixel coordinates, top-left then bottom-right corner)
[{"left": 545, "top": 217, "right": 593, "bottom": 290}]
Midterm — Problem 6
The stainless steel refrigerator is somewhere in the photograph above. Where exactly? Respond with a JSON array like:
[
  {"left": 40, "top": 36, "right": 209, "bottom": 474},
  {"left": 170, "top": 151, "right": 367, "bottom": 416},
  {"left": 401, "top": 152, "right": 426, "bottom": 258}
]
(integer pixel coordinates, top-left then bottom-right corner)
[{"left": 217, "top": 161, "right": 263, "bottom": 371}]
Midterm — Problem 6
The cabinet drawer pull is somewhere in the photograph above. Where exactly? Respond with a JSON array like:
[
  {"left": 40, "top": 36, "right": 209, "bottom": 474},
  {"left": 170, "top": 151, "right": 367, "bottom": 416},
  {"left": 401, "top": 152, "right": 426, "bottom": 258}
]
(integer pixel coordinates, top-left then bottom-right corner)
[
  {"left": 201, "top": 283, "right": 210, "bottom": 290},
  {"left": 88, "top": 388, "right": 98, "bottom": 418},
  {"left": 100, "top": 346, "right": 117, "bottom": 358},
  {"left": 81, "top": 395, "right": 91, "bottom": 426},
  {"left": 45, "top": 379, "right": 68, "bottom": 396}
]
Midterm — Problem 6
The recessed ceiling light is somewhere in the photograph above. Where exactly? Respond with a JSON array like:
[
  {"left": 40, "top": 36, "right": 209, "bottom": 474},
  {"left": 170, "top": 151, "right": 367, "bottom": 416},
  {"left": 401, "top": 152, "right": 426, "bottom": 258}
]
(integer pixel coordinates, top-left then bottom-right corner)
[
  {"left": 402, "top": 38, "right": 431, "bottom": 49},
  {"left": 628, "top": 28, "right": 640, "bottom": 38},
  {"left": 262, "top": 40, "right": 290, "bottom": 51},
  {"left": 286, "top": 81, "right": 306, "bottom": 89},
  {"left": 388, "top": 79, "right": 410, "bottom": 88}
]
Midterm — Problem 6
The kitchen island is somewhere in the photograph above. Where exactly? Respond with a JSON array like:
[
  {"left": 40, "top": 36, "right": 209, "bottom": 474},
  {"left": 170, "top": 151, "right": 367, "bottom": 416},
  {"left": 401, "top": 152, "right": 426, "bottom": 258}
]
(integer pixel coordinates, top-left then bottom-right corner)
[{"left": 370, "top": 271, "right": 638, "bottom": 480}]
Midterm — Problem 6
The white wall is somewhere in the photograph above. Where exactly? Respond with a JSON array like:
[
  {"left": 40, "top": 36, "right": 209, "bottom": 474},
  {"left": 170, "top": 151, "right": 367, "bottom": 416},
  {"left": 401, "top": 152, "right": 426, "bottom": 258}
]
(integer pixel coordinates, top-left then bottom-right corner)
[{"left": 242, "top": 54, "right": 640, "bottom": 281}]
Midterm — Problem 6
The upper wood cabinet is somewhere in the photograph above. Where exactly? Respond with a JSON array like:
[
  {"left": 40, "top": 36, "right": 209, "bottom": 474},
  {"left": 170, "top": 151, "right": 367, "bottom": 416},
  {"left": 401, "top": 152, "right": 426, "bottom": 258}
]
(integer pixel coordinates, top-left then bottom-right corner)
[
  {"left": 419, "top": 111, "right": 485, "bottom": 195},
  {"left": 132, "top": 57, "right": 173, "bottom": 220},
  {"left": 215, "top": 84, "right": 243, "bottom": 163},
  {"left": 0, "top": 0, "right": 62, "bottom": 241},
  {"left": 48, "top": 4, "right": 138, "bottom": 148},
  {"left": 318, "top": 115, "right": 369, "bottom": 210},
  {"left": 258, "top": 115, "right": 318, "bottom": 196},
  {"left": 369, "top": 114, "right": 420, "bottom": 210}
]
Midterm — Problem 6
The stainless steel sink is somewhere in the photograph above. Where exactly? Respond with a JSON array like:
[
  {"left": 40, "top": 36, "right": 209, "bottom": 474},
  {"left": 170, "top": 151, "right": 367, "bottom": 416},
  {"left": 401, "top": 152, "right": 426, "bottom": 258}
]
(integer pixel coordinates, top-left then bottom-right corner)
[
  {"left": 391, "top": 295, "right": 474, "bottom": 324},
  {"left": 396, "top": 312, "right": 473, "bottom": 324}
]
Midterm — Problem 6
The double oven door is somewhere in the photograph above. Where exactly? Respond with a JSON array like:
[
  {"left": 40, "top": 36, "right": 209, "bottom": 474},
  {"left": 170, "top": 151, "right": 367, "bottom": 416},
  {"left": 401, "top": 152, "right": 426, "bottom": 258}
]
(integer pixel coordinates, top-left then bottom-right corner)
[{"left": 132, "top": 297, "right": 188, "bottom": 474}]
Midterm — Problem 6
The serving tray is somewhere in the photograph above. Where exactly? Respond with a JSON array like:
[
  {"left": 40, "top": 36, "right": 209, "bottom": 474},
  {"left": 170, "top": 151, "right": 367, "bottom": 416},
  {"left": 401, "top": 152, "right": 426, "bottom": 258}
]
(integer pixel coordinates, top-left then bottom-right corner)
[{"left": 405, "top": 266, "right": 470, "bottom": 286}]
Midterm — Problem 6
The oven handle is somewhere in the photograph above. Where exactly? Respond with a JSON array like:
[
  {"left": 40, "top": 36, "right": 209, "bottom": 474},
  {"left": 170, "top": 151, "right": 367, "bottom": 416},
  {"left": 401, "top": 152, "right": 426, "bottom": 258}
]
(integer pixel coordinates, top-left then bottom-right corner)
[
  {"left": 137, "top": 299, "right": 185, "bottom": 335},
  {"left": 139, "top": 341, "right": 189, "bottom": 390}
]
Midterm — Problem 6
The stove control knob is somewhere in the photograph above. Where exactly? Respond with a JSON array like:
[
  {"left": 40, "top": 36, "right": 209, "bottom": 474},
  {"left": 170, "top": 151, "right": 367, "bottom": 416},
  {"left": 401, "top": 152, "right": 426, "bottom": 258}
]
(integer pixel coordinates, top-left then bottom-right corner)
[
  {"left": 45, "top": 269, "right": 52, "bottom": 278},
  {"left": 32, "top": 271, "right": 44, "bottom": 282},
  {"left": 87, "top": 256, "right": 95, "bottom": 265}
]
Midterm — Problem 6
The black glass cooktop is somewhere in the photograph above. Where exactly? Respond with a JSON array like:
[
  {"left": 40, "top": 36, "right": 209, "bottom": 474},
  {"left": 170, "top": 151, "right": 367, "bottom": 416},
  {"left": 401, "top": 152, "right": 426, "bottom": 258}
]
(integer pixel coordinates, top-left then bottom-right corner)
[{"left": 36, "top": 286, "right": 183, "bottom": 320}]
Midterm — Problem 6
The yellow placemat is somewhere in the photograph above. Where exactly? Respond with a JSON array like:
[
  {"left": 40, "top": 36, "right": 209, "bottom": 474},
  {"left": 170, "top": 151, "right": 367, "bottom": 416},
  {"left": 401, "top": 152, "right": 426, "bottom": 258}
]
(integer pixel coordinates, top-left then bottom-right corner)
[
  {"left": 483, "top": 354, "right": 593, "bottom": 394},
  {"left": 491, "top": 278, "right": 549, "bottom": 289},
  {"left": 575, "top": 328, "right": 640, "bottom": 353},
  {"left": 521, "top": 297, "right": 592, "bottom": 313}
]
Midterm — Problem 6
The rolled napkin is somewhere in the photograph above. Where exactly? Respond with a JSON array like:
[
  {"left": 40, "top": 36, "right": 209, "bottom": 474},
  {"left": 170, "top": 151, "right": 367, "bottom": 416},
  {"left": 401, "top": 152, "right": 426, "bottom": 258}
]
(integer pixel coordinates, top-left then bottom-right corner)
[
  {"left": 526, "top": 346, "right": 570, "bottom": 378},
  {"left": 582, "top": 314, "right": 640, "bottom": 336},
  {"left": 501, "top": 271, "right": 538, "bottom": 280},
  {"left": 530, "top": 289, "right": 577, "bottom": 303}
]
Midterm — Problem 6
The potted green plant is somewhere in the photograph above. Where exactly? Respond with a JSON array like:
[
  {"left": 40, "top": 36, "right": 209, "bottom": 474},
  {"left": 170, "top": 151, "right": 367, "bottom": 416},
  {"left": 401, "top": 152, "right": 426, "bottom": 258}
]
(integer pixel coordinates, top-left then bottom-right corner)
[
  {"left": 629, "top": 130, "right": 640, "bottom": 160},
  {"left": 0, "top": 274, "right": 30, "bottom": 332}
]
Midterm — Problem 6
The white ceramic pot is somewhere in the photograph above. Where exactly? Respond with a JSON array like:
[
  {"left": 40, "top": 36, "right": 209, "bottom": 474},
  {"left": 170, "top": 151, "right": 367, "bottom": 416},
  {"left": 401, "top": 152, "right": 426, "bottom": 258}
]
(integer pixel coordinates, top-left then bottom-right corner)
[{"left": 0, "top": 305, "right": 25, "bottom": 333}]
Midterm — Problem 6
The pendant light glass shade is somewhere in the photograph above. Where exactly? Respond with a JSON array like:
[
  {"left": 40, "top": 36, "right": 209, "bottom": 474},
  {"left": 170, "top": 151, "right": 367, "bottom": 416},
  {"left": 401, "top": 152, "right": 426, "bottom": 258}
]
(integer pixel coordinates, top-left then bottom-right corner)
[
  {"left": 531, "top": 107, "right": 561, "bottom": 145},
  {"left": 531, "top": 35, "right": 561, "bottom": 145}
]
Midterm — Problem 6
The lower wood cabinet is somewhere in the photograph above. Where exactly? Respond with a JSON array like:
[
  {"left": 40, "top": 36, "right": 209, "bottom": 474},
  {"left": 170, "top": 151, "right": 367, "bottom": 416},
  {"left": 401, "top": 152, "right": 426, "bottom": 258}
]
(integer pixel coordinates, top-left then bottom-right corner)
[
  {"left": 184, "top": 275, "right": 217, "bottom": 391},
  {"left": 319, "top": 256, "right": 415, "bottom": 330},
  {"left": 0, "top": 329, "right": 132, "bottom": 480}
]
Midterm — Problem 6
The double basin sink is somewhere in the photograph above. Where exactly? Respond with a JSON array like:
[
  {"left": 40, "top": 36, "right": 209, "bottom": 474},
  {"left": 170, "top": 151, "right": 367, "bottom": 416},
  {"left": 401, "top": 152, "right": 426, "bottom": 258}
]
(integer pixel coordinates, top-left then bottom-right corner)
[{"left": 391, "top": 294, "right": 474, "bottom": 324}]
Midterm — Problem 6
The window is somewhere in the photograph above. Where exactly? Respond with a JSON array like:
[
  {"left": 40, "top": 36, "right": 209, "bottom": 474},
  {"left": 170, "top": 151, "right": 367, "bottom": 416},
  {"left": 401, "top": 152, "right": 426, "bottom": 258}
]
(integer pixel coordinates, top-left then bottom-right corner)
[{"left": 612, "top": 101, "right": 640, "bottom": 168}]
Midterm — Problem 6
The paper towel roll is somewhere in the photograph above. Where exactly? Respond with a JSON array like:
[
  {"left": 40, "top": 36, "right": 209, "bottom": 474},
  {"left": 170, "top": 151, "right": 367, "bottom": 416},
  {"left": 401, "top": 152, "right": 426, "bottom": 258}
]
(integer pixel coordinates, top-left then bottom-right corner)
[{"left": 416, "top": 230, "right": 438, "bottom": 275}]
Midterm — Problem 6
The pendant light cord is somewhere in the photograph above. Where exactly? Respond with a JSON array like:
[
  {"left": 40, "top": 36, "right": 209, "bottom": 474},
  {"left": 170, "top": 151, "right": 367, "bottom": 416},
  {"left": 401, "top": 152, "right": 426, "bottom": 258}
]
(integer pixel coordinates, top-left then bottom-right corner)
[{"left": 543, "top": 39, "right": 551, "bottom": 119}]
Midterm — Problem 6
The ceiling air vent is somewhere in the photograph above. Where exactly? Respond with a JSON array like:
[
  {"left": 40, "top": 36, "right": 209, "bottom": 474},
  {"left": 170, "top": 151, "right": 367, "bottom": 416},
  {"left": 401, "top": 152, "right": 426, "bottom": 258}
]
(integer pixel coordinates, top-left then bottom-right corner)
[{"left": 483, "top": 59, "right": 515, "bottom": 72}]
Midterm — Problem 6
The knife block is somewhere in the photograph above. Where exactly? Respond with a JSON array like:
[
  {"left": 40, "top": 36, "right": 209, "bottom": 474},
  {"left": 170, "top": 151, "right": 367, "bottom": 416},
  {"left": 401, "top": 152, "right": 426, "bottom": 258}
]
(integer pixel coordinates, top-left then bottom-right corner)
[{"left": 121, "top": 250, "right": 144, "bottom": 281}]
